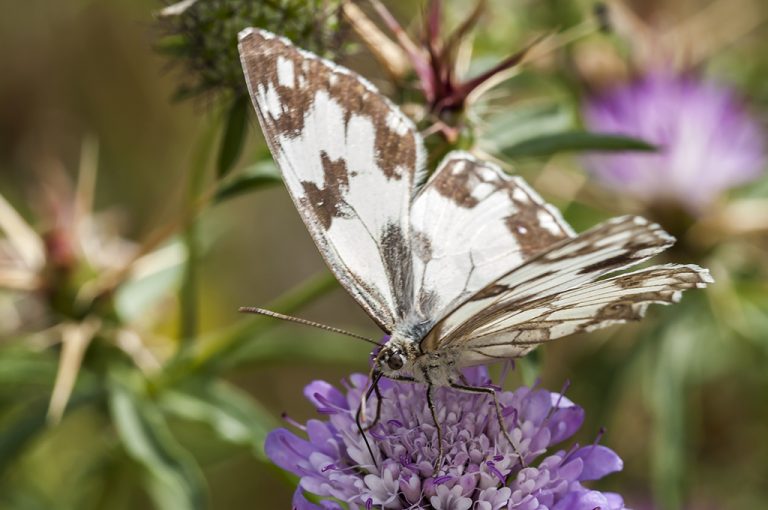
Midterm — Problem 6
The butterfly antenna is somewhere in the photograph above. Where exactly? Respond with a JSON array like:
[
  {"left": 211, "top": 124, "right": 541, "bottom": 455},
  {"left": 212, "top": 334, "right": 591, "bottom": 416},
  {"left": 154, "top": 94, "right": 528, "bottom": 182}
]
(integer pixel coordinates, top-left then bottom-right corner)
[{"left": 238, "top": 307, "right": 380, "bottom": 346}]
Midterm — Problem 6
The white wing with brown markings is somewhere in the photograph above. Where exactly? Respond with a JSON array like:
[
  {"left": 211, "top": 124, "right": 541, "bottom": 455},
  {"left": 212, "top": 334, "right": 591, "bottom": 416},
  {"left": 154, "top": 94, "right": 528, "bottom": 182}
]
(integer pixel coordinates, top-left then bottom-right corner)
[
  {"left": 239, "top": 29, "right": 425, "bottom": 332},
  {"left": 423, "top": 216, "right": 709, "bottom": 354},
  {"left": 453, "top": 264, "right": 712, "bottom": 366},
  {"left": 407, "top": 152, "right": 574, "bottom": 332}
]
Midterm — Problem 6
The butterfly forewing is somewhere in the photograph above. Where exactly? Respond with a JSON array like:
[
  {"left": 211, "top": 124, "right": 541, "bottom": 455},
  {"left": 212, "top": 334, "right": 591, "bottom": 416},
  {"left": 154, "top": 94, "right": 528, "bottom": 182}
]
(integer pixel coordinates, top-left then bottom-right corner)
[
  {"left": 409, "top": 152, "right": 574, "bottom": 329},
  {"left": 239, "top": 29, "right": 425, "bottom": 331}
]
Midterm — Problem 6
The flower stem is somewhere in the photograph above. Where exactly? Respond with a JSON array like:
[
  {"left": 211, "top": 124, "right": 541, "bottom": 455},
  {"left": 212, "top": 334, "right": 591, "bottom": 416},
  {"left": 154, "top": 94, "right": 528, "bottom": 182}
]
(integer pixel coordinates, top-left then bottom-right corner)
[
  {"left": 157, "top": 271, "right": 338, "bottom": 388},
  {"left": 178, "top": 120, "right": 217, "bottom": 349}
]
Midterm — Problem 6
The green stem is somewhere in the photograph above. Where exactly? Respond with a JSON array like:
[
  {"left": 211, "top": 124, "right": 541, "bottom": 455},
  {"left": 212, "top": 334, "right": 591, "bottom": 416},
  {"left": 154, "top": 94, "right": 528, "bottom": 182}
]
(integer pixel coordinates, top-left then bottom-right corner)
[
  {"left": 178, "top": 121, "right": 217, "bottom": 348},
  {"left": 651, "top": 331, "right": 688, "bottom": 510},
  {"left": 158, "top": 271, "right": 338, "bottom": 387},
  {"left": 179, "top": 225, "right": 199, "bottom": 344}
]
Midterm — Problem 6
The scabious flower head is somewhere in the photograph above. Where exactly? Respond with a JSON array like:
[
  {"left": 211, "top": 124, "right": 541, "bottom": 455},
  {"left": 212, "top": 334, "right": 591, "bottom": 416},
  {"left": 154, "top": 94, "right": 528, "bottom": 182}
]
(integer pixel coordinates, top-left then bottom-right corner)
[
  {"left": 266, "top": 367, "right": 627, "bottom": 509},
  {"left": 583, "top": 72, "right": 766, "bottom": 213}
]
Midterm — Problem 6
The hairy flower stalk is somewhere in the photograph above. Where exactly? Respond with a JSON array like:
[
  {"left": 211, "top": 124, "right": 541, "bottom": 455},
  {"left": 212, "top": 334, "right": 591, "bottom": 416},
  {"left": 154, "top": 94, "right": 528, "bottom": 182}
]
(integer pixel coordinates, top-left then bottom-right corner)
[
  {"left": 583, "top": 71, "right": 766, "bottom": 213},
  {"left": 267, "top": 367, "right": 627, "bottom": 509}
]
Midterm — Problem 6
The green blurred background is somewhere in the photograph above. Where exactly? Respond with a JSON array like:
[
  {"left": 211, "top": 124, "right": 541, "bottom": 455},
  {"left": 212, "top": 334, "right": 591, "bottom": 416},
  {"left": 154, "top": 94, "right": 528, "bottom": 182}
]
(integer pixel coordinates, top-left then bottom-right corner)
[{"left": 0, "top": 0, "right": 766, "bottom": 509}]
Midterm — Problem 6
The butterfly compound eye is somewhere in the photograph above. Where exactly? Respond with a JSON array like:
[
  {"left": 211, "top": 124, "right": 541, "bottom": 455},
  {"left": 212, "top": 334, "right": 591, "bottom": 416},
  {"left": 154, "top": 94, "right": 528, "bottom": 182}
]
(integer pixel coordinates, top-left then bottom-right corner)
[{"left": 387, "top": 354, "right": 404, "bottom": 371}]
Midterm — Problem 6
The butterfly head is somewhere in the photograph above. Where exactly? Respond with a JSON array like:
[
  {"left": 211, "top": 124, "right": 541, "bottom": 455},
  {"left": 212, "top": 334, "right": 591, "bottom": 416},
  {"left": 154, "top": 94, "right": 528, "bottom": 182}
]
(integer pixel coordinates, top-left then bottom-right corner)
[{"left": 374, "top": 336, "right": 418, "bottom": 377}]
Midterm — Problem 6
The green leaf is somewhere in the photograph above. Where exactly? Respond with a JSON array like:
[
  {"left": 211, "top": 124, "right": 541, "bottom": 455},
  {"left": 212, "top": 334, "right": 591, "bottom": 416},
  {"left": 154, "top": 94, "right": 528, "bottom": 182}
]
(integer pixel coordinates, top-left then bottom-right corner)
[
  {"left": 115, "top": 241, "right": 185, "bottom": 324},
  {"left": 195, "top": 271, "right": 339, "bottom": 372},
  {"left": 156, "top": 271, "right": 338, "bottom": 387},
  {"left": 158, "top": 381, "right": 279, "bottom": 461},
  {"left": 0, "top": 398, "right": 49, "bottom": 477},
  {"left": 216, "top": 95, "right": 250, "bottom": 178},
  {"left": 213, "top": 161, "right": 282, "bottom": 203},
  {"left": 0, "top": 347, "right": 58, "bottom": 387},
  {"left": 0, "top": 389, "right": 102, "bottom": 478},
  {"left": 108, "top": 370, "right": 207, "bottom": 510},
  {"left": 481, "top": 102, "right": 573, "bottom": 150},
  {"left": 500, "top": 131, "right": 657, "bottom": 158},
  {"left": 229, "top": 327, "right": 370, "bottom": 368}
]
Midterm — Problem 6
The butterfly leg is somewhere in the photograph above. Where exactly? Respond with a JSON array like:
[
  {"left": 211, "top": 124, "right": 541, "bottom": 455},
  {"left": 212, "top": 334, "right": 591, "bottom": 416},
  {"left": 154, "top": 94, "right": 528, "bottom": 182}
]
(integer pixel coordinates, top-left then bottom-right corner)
[
  {"left": 449, "top": 382, "right": 525, "bottom": 467},
  {"left": 426, "top": 385, "right": 445, "bottom": 473},
  {"left": 355, "top": 373, "right": 416, "bottom": 470},
  {"left": 355, "top": 401, "right": 379, "bottom": 470},
  {"left": 357, "top": 373, "right": 416, "bottom": 430},
  {"left": 361, "top": 380, "right": 383, "bottom": 432},
  {"left": 355, "top": 374, "right": 384, "bottom": 470}
]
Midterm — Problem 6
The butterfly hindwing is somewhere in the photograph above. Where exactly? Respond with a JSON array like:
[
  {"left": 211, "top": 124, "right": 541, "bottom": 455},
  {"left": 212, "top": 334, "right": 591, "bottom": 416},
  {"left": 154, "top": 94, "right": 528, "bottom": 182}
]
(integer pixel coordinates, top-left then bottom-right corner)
[
  {"left": 408, "top": 152, "right": 574, "bottom": 329},
  {"left": 426, "top": 215, "right": 687, "bottom": 350},
  {"left": 453, "top": 264, "right": 712, "bottom": 366},
  {"left": 239, "top": 29, "right": 426, "bottom": 331}
]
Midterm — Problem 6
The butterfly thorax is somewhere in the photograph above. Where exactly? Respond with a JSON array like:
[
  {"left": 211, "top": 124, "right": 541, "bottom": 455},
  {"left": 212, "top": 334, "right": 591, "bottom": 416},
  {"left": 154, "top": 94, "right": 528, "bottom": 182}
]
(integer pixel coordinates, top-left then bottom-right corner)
[{"left": 375, "top": 336, "right": 460, "bottom": 386}]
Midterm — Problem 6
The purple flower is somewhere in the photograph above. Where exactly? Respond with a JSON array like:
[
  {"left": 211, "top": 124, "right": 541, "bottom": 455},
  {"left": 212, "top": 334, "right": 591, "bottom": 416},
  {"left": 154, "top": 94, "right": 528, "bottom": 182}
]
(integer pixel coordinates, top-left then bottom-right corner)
[
  {"left": 266, "top": 367, "right": 627, "bottom": 509},
  {"left": 583, "top": 72, "right": 765, "bottom": 213}
]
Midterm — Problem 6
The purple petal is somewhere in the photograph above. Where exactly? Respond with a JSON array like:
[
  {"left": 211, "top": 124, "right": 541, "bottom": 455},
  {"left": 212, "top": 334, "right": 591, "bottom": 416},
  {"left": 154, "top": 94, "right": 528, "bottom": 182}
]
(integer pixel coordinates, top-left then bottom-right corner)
[
  {"left": 304, "top": 380, "right": 348, "bottom": 412},
  {"left": 570, "top": 445, "right": 624, "bottom": 481},
  {"left": 557, "top": 457, "right": 584, "bottom": 482},
  {"left": 547, "top": 405, "right": 585, "bottom": 444},
  {"left": 291, "top": 488, "right": 343, "bottom": 510},
  {"left": 292, "top": 488, "right": 321, "bottom": 510},
  {"left": 551, "top": 391, "right": 576, "bottom": 409},
  {"left": 603, "top": 492, "right": 626, "bottom": 510},
  {"left": 305, "top": 419, "right": 339, "bottom": 458},
  {"left": 461, "top": 366, "right": 490, "bottom": 386},
  {"left": 521, "top": 389, "right": 552, "bottom": 424},
  {"left": 550, "top": 486, "right": 615, "bottom": 510},
  {"left": 573, "top": 489, "right": 615, "bottom": 510},
  {"left": 265, "top": 428, "right": 315, "bottom": 476},
  {"left": 347, "top": 373, "right": 369, "bottom": 390},
  {"left": 399, "top": 472, "right": 422, "bottom": 504}
]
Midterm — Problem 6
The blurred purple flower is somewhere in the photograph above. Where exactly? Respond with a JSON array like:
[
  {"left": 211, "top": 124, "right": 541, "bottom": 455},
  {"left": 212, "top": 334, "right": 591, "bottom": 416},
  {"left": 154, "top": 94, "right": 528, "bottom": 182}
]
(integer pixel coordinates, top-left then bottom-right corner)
[
  {"left": 583, "top": 72, "right": 766, "bottom": 212},
  {"left": 266, "top": 367, "right": 627, "bottom": 509}
]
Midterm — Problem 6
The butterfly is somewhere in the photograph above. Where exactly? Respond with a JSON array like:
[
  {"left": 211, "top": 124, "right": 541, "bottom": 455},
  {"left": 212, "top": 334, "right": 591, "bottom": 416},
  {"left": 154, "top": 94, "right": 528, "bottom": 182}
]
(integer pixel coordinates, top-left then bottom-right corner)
[{"left": 237, "top": 28, "right": 712, "bottom": 468}]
